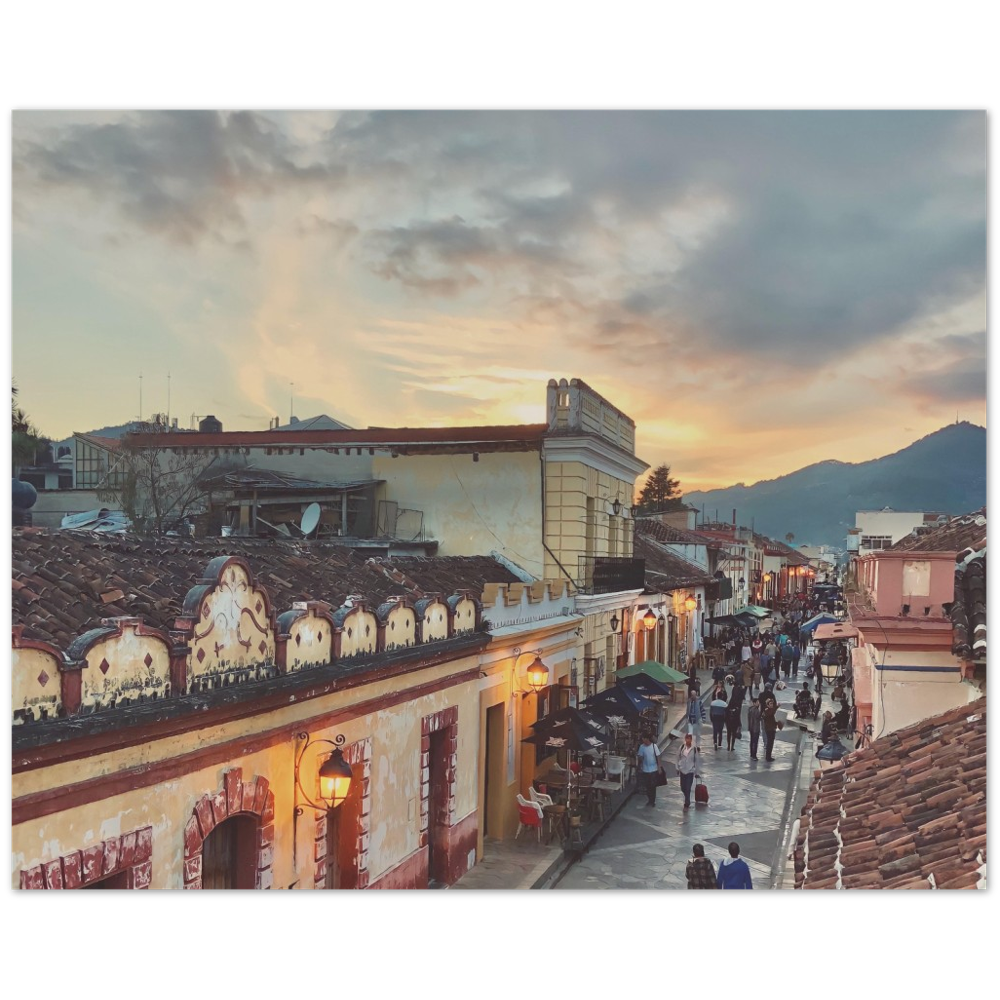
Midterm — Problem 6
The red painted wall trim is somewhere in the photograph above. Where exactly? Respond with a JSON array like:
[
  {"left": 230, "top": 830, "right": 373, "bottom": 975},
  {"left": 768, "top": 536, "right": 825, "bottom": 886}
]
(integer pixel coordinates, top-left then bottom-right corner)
[
  {"left": 13, "top": 666, "right": 481, "bottom": 826},
  {"left": 14, "top": 636, "right": 488, "bottom": 774},
  {"left": 367, "top": 846, "right": 429, "bottom": 890}
]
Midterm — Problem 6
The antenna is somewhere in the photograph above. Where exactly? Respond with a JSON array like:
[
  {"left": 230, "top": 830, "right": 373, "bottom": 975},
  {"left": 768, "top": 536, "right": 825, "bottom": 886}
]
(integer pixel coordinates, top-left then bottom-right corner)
[
  {"left": 167, "top": 372, "right": 171, "bottom": 425},
  {"left": 290, "top": 382, "right": 294, "bottom": 424},
  {"left": 139, "top": 372, "right": 143, "bottom": 422}
]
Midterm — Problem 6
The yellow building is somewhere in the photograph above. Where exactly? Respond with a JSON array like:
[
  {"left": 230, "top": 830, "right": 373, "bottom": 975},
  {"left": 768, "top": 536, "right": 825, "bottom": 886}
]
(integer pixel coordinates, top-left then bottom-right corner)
[{"left": 12, "top": 531, "right": 533, "bottom": 889}]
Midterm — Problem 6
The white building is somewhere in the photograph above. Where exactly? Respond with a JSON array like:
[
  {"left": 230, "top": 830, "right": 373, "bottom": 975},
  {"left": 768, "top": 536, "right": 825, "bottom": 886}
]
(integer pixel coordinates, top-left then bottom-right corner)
[{"left": 850, "top": 508, "right": 949, "bottom": 558}]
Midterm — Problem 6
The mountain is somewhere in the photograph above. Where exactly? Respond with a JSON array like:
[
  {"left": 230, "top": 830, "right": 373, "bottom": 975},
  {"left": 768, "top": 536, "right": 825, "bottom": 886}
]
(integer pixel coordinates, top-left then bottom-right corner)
[{"left": 684, "top": 422, "right": 986, "bottom": 547}]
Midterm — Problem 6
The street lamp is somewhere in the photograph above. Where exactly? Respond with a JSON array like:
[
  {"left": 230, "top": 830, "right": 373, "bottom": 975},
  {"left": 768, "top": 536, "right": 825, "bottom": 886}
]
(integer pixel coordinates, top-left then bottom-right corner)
[
  {"left": 513, "top": 646, "right": 550, "bottom": 695},
  {"left": 820, "top": 647, "right": 841, "bottom": 684},
  {"left": 684, "top": 595, "right": 697, "bottom": 612},
  {"left": 611, "top": 496, "right": 622, "bottom": 516},
  {"left": 816, "top": 733, "right": 849, "bottom": 770},
  {"left": 294, "top": 732, "right": 354, "bottom": 812},
  {"left": 609, "top": 612, "right": 620, "bottom": 632}
]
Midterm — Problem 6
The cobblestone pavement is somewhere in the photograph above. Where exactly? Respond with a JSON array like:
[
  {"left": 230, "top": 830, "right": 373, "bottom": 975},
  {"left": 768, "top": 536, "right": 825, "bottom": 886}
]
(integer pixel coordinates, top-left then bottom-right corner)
[{"left": 554, "top": 683, "right": 807, "bottom": 890}]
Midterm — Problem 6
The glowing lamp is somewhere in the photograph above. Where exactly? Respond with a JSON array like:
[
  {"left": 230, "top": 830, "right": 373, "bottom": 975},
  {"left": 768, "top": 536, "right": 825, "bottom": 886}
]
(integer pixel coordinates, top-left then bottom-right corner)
[
  {"left": 318, "top": 749, "right": 354, "bottom": 808},
  {"left": 642, "top": 609, "right": 658, "bottom": 631},
  {"left": 526, "top": 655, "right": 550, "bottom": 693},
  {"left": 684, "top": 595, "right": 697, "bottom": 612}
]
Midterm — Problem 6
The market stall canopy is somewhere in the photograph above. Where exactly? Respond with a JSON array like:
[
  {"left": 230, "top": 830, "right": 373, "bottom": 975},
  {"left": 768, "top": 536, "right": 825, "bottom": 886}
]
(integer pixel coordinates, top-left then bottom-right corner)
[
  {"left": 735, "top": 612, "right": 759, "bottom": 627},
  {"left": 618, "top": 672, "right": 673, "bottom": 697},
  {"left": 801, "top": 612, "right": 840, "bottom": 633},
  {"left": 734, "top": 605, "right": 770, "bottom": 617},
  {"left": 620, "top": 660, "right": 689, "bottom": 684},
  {"left": 813, "top": 622, "right": 859, "bottom": 641}
]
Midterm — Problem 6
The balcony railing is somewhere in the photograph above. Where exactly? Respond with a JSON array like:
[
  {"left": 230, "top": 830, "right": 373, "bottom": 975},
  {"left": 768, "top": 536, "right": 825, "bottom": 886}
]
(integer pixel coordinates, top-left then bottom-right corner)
[{"left": 577, "top": 556, "right": 646, "bottom": 595}]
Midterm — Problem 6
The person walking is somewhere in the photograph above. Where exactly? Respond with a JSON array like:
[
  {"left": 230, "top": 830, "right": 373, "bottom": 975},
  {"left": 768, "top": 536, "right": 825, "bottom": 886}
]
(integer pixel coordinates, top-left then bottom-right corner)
[
  {"left": 686, "top": 688, "right": 707, "bottom": 749},
  {"left": 676, "top": 733, "right": 698, "bottom": 808},
  {"left": 636, "top": 735, "right": 662, "bottom": 807},
  {"left": 792, "top": 641, "right": 802, "bottom": 679},
  {"left": 740, "top": 658, "right": 754, "bottom": 699},
  {"left": 725, "top": 695, "right": 742, "bottom": 752},
  {"left": 717, "top": 842, "right": 753, "bottom": 889},
  {"left": 740, "top": 639, "right": 752, "bottom": 670},
  {"left": 747, "top": 696, "right": 762, "bottom": 760},
  {"left": 780, "top": 641, "right": 794, "bottom": 679},
  {"left": 686, "top": 844, "right": 718, "bottom": 889},
  {"left": 762, "top": 693, "right": 781, "bottom": 762},
  {"left": 710, "top": 692, "right": 728, "bottom": 750},
  {"left": 763, "top": 638, "right": 777, "bottom": 684}
]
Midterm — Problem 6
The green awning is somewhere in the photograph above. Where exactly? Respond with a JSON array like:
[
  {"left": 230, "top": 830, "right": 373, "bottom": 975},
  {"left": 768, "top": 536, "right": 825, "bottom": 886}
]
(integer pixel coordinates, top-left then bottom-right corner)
[
  {"left": 734, "top": 605, "right": 770, "bottom": 618},
  {"left": 619, "top": 660, "right": 689, "bottom": 684}
]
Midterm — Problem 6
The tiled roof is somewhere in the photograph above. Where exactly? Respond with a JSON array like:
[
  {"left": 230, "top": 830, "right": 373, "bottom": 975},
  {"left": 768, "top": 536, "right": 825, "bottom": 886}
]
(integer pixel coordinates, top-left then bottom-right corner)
[
  {"left": 634, "top": 534, "right": 715, "bottom": 591},
  {"left": 890, "top": 508, "right": 986, "bottom": 552},
  {"left": 634, "top": 518, "right": 723, "bottom": 547},
  {"left": 11, "top": 528, "right": 523, "bottom": 652},
  {"left": 794, "top": 696, "right": 986, "bottom": 890},
  {"left": 126, "top": 423, "right": 548, "bottom": 451},
  {"left": 951, "top": 549, "right": 986, "bottom": 661},
  {"left": 758, "top": 536, "right": 812, "bottom": 565}
]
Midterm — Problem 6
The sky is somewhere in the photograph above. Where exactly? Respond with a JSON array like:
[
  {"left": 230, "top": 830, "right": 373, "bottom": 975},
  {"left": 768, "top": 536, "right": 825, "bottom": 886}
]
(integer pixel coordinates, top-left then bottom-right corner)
[{"left": 12, "top": 110, "right": 986, "bottom": 491}]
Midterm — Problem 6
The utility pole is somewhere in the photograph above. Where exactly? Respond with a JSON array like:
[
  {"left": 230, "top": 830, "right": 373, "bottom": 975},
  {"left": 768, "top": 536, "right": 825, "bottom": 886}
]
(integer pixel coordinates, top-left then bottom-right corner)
[
  {"left": 290, "top": 382, "right": 294, "bottom": 423},
  {"left": 139, "top": 372, "right": 143, "bottom": 422}
]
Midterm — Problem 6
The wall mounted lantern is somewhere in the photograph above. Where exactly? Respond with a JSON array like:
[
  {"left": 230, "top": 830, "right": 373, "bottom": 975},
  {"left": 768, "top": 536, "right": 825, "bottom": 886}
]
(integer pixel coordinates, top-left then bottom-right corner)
[
  {"left": 513, "top": 646, "right": 549, "bottom": 695},
  {"left": 609, "top": 613, "right": 620, "bottom": 632},
  {"left": 611, "top": 497, "right": 622, "bottom": 516},
  {"left": 641, "top": 608, "right": 658, "bottom": 631},
  {"left": 294, "top": 732, "right": 354, "bottom": 813},
  {"left": 684, "top": 595, "right": 697, "bottom": 612}
]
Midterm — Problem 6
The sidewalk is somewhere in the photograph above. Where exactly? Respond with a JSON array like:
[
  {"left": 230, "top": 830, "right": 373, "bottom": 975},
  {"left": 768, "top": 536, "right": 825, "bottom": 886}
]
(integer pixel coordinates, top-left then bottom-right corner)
[{"left": 451, "top": 669, "right": 714, "bottom": 890}]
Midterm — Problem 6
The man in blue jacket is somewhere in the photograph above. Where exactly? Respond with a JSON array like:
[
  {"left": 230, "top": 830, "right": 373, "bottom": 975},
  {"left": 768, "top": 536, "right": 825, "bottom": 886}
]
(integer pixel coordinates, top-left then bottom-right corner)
[{"left": 716, "top": 841, "right": 753, "bottom": 889}]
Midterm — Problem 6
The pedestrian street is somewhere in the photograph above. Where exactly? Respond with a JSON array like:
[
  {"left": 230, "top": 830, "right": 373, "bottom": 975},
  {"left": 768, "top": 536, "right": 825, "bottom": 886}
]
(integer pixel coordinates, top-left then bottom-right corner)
[{"left": 554, "top": 686, "right": 806, "bottom": 890}]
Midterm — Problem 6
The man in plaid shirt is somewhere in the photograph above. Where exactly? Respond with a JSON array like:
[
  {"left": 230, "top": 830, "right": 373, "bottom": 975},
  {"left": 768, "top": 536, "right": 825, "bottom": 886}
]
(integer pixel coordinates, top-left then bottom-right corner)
[{"left": 686, "top": 843, "right": 718, "bottom": 889}]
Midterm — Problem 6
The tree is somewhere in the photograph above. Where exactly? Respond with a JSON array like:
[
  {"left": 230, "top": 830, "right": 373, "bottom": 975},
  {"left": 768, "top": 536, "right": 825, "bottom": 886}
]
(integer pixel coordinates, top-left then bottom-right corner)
[
  {"left": 11, "top": 381, "right": 48, "bottom": 474},
  {"left": 635, "top": 464, "right": 682, "bottom": 513},
  {"left": 96, "top": 424, "right": 219, "bottom": 536},
  {"left": 785, "top": 532, "right": 795, "bottom": 544}
]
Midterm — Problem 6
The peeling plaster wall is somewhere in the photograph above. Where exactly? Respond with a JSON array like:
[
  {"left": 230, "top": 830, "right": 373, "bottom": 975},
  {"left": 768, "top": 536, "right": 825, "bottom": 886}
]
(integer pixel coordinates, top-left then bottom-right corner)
[
  {"left": 383, "top": 604, "right": 416, "bottom": 652},
  {"left": 13, "top": 646, "right": 63, "bottom": 722},
  {"left": 420, "top": 601, "right": 449, "bottom": 643},
  {"left": 12, "top": 652, "right": 483, "bottom": 889},
  {"left": 82, "top": 628, "right": 171, "bottom": 709},
  {"left": 372, "top": 451, "right": 543, "bottom": 572},
  {"left": 189, "top": 562, "right": 275, "bottom": 683},
  {"left": 339, "top": 609, "right": 377, "bottom": 657},
  {"left": 287, "top": 611, "right": 332, "bottom": 672}
]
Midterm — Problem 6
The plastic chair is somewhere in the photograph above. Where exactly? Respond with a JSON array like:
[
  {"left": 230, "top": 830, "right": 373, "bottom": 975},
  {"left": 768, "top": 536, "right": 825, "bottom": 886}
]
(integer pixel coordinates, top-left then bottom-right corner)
[
  {"left": 528, "top": 786, "right": 555, "bottom": 809},
  {"left": 516, "top": 794, "right": 545, "bottom": 841},
  {"left": 605, "top": 755, "right": 626, "bottom": 790}
]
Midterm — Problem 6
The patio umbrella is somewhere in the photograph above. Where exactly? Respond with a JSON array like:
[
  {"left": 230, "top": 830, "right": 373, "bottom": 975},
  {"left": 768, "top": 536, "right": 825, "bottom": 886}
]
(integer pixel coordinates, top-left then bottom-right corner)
[
  {"left": 529, "top": 705, "right": 606, "bottom": 733},
  {"left": 618, "top": 672, "right": 672, "bottom": 698},
  {"left": 583, "top": 683, "right": 654, "bottom": 721},
  {"left": 619, "top": 659, "right": 689, "bottom": 684},
  {"left": 800, "top": 613, "right": 839, "bottom": 633}
]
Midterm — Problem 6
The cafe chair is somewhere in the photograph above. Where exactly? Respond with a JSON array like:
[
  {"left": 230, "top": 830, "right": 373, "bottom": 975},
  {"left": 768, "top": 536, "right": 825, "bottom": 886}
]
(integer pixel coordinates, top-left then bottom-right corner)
[
  {"left": 515, "top": 794, "right": 545, "bottom": 842},
  {"left": 605, "top": 755, "right": 626, "bottom": 790},
  {"left": 528, "top": 786, "right": 555, "bottom": 809}
]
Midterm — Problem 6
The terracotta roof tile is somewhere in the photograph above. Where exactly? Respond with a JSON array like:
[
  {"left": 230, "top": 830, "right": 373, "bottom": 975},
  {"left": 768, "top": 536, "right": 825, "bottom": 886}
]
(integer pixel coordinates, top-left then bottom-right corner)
[
  {"left": 633, "top": 534, "right": 716, "bottom": 591},
  {"left": 11, "top": 528, "right": 523, "bottom": 653},
  {"left": 890, "top": 508, "right": 986, "bottom": 553},
  {"left": 796, "top": 695, "right": 986, "bottom": 890}
]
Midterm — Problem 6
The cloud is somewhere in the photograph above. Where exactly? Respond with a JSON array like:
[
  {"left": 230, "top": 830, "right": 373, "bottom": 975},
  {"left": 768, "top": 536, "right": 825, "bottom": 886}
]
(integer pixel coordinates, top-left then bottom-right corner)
[{"left": 14, "top": 110, "right": 339, "bottom": 244}]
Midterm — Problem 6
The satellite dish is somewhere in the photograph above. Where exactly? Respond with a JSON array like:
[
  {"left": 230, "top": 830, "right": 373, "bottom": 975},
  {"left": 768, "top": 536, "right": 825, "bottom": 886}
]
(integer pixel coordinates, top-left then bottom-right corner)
[{"left": 300, "top": 503, "right": 321, "bottom": 538}]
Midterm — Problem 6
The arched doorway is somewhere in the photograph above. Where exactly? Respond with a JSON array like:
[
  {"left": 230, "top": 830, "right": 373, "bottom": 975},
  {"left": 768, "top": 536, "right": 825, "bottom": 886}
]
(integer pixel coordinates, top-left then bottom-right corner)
[{"left": 201, "top": 814, "right": 259, "bottom": 890}]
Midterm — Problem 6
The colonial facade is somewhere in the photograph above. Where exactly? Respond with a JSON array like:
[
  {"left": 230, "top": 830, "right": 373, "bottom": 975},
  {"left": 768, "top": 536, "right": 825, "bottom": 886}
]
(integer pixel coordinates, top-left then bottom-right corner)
[{"left": 12, "top": 531, "right": 527, "bottom": 889}]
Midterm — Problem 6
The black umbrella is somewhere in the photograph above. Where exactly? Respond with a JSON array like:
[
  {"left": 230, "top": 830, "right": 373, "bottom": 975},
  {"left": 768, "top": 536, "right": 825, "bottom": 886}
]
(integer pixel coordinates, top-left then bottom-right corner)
[
  {"left": 521, "top": 721, "right": 608, "bottom": 754},
  {"left": 583, "top": 683, "right": 654, "bottom": 721},
  {"left": 529, "top": 705, "right": 606, "bottom": 733},
  {"left": 618, "top": 672, "right": 672, "bottom": 698}
]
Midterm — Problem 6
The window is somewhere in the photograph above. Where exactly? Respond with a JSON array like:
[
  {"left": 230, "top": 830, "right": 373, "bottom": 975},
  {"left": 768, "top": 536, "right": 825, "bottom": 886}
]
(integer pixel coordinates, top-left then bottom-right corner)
[{"left": 861, "top": 535, "right": 893, "bottom": 551}]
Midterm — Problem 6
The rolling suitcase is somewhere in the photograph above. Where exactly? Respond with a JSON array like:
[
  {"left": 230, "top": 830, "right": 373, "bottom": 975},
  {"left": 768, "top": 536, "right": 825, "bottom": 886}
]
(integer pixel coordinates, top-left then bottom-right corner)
[{"left": 695, "top": 777, "right": 709, "bottom": 805}]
